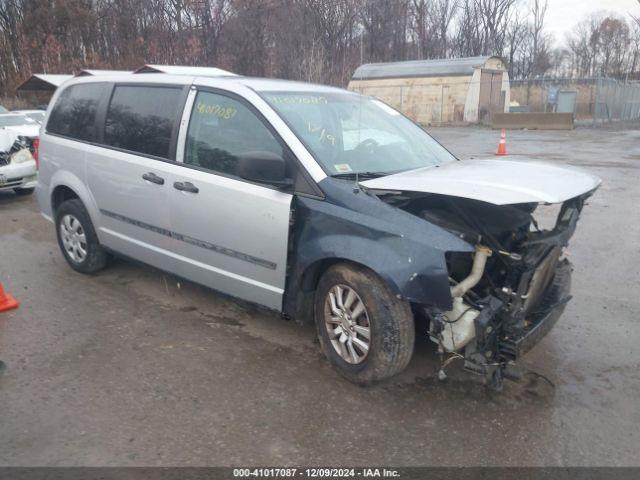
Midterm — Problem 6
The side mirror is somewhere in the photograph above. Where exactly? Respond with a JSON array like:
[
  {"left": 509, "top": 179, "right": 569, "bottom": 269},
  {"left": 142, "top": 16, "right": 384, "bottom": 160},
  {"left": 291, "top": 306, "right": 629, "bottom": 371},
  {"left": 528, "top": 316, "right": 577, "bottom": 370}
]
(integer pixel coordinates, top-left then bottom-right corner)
[{"left": 237, "top": 151, "right": 293, "bottom": 188}]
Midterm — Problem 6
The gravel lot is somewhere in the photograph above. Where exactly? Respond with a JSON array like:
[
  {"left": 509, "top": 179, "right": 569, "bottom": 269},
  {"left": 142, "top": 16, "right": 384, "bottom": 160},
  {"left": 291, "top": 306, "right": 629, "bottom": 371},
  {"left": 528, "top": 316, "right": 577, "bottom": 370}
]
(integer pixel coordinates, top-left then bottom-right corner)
[{"left": 0, "top": 126, "right": 639, "bottom": 466}]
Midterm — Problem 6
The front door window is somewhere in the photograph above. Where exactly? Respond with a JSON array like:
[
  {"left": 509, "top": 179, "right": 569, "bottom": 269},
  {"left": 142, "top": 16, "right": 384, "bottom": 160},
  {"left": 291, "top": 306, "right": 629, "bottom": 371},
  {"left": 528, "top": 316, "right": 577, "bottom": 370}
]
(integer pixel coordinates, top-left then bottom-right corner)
[{"left": 185, "top": 91, "right": 284, "bottom": 178}]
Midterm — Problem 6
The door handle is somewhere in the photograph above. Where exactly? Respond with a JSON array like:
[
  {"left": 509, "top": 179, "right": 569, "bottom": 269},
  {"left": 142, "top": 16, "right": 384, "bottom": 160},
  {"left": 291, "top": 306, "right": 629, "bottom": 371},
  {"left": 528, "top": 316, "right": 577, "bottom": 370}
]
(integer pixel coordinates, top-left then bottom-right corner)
[
  {"left": 173, "top": 181, "right": 199, "bottom": 194},
  {"left": 142, "top": 172, "right": 165, "bottom": 185}
]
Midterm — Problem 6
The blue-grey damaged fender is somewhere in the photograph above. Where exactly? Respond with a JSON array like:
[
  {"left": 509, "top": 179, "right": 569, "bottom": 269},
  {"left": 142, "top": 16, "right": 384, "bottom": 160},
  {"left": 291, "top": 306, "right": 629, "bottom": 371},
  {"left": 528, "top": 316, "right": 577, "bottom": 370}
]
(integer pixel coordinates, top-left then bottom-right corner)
[{"left": 283, "top": 178, "right": 474, "bottom": 321}]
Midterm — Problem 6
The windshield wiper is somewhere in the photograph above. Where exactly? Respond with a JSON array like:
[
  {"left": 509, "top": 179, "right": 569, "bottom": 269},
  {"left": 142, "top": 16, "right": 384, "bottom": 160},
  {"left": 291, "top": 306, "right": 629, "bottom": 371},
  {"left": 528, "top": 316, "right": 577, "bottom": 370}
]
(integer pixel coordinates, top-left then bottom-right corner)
[{"left": 331, "top": 171, "right": 389, "bottom": 179}]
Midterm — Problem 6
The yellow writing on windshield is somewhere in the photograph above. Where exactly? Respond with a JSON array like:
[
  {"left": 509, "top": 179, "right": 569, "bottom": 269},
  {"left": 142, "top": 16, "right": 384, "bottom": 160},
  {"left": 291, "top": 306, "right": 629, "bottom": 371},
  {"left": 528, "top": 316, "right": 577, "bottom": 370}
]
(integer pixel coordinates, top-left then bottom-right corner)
[{"left": 266, "top": 95, "right": 328, "bottom": 105}]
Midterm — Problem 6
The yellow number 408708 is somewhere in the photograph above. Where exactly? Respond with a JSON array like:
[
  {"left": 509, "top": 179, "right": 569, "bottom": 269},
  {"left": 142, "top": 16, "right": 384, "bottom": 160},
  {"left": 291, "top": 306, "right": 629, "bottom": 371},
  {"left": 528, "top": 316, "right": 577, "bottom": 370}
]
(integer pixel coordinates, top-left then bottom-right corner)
[{"left": 197, "top": 102, "right": 237, "bottom": 120}]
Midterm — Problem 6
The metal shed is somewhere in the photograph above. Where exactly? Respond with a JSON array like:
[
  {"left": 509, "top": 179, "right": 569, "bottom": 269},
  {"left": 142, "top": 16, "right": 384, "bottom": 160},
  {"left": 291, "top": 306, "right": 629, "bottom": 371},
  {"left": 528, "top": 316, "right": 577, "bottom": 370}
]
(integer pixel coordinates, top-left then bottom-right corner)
[
  {"left": 348, "top": 56, "right": 510, "bottom": 124},
  {"left": 15, "top": 74, "right": 74, "bottom": 107},
  {"left": 16, "top": 74, "right": 73, "bottom": 93}
]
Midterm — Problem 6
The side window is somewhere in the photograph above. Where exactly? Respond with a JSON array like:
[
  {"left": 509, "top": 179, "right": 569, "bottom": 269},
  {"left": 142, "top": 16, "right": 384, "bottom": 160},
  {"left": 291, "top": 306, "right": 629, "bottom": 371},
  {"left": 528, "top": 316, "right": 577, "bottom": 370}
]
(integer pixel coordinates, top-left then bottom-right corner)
[
  {"left": 185, "top": 91, "right": 284, "bottom": 177},
  {"left": 47, "top": 83, "right": 106, "bottom": 141},
  {"left": 104, "top": 86, "right": 182, "bottom": 159}
]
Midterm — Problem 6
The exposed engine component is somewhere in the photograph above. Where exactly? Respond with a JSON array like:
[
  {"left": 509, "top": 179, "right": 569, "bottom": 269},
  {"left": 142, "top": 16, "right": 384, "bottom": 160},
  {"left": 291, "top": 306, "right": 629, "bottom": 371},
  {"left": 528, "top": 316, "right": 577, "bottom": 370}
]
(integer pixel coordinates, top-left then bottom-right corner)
[
  {"left": 378, "top": 189, "right": 593, "bottom": 387},
  {"left": 438, "top": 297, "right": 479, "bottom": 352},
  {"left": 450, "top": 245, "right": 491, "bottom": 298},
  {"left": 435, "top": 245, "right": 491, "bottom": 352},
  {"left": 0, "top": 133, "right": 31, "bottom": 167}
]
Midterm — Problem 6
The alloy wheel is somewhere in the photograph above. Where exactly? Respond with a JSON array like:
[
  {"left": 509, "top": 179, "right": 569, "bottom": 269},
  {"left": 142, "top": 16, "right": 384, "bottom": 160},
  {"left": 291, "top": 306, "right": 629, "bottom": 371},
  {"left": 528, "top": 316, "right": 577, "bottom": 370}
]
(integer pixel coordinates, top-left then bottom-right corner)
[
  {"left": 324, "top": 284, "right": 371, "bottom": 364},
  {"left": 59, "top": 214, "right": 87, "bottom": 263}
]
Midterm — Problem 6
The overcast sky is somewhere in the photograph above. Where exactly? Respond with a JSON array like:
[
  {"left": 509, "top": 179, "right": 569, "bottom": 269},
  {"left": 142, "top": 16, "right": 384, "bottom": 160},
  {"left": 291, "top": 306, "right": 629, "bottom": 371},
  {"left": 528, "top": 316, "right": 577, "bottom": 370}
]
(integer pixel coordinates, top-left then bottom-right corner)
[{"left": 543, "top": 0, "right": 639, "bottom": 46}]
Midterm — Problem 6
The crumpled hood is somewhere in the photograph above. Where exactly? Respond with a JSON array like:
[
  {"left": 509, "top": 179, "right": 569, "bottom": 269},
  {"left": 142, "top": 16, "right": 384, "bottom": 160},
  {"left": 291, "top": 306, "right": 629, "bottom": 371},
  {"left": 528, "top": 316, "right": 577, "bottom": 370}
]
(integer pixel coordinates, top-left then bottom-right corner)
[
  {"left": 2, "top": 124, "right": 40, "bottom": 139},
  {"left": 360, "top": 158, "right": 601, "bottom": 205},
  {"left": 0, "top": 129, "right": 18, "bottom": 152}
]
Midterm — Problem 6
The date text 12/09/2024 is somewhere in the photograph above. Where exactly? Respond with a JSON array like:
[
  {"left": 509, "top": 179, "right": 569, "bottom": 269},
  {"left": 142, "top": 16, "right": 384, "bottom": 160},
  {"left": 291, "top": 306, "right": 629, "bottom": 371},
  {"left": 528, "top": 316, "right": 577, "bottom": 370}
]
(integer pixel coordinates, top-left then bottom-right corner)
[{"left": 233, "top": 468, "right": 401, "bottom": 478}]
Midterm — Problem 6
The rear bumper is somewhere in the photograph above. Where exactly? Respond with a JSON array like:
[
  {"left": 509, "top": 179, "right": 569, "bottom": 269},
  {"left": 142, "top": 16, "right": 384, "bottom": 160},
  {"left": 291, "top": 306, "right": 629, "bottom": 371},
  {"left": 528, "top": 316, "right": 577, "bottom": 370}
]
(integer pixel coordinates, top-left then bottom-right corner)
[
  {"left": 500, "top": 259, "right": 573, "bottom": 359},
  {"left": 0, "top": 160, "right": 37, "bottom": 191}
]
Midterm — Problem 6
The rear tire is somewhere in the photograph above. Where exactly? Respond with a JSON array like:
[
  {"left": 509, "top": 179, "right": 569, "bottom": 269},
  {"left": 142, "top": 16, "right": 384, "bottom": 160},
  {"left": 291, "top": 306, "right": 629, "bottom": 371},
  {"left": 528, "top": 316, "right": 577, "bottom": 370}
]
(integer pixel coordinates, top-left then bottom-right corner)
[
  {"left": 13, "top": 187, "right": 34, "bottom": 196},
  {"left": 315, "top": 263, "right": 415, "bottom": 384},
  {"left": 55, "top": 199, "right": 108, "bottom": 274}
]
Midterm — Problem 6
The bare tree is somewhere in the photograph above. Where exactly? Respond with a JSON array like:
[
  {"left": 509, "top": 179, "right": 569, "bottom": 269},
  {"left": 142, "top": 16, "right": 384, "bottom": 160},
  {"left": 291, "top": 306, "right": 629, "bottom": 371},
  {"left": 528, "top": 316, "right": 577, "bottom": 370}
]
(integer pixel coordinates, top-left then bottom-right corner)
[
  {"left": 566, "top": 13, "right": 636, "bottom": 79},
  {"left": 3, "top": 0, "right": 640, "bottom": 98},
  {"left": 529, "top": 0, "right": 547, "bottom": 75},
  {"left": 631, "top": 0, "right": 640, "bottom": 27},
  {"left": 410, "top": 0, "right": 433, "bottom": 58},
  {"left": 474, "top": 0, "right": 519, "bottom": 55},
  {"left": 452, "top": 0, "right": 517, "bottom": 56},
  {"left": 360, "top": 0, "right": 410, "bottom": 63},
  {"left": 452, "top": 0, "right": 482, "bottom": 56},
  {"left": 629, "top": 0, "right": 640, "bottom": 77},
  {"left": 194, "top": 0, "right": 233, "bottom": 65},
  {"left": 566, "top": 14, "right": 602, "bottom": 77},
  {"left": 410, "top": 0, "right": 458, "bottom": 59},
  {"left": 599, "top": 17, "right": 630, "bottom": 77},
  {"left": 297, "top": 0, "right": 360, "bottom": 84},
  {"left": 504, "top": 9, "right": 526, "bottom": 77}
]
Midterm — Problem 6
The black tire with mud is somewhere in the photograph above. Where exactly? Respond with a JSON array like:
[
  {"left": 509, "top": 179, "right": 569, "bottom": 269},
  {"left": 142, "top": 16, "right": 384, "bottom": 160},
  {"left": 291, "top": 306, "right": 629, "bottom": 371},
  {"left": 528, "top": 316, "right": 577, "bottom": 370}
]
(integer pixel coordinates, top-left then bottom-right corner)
[
  {"left": 315, "top": 263, "right": 415, "bottom": 384},
  {"left": 55, "top": 199, "right": 109, "bottom": 274}
]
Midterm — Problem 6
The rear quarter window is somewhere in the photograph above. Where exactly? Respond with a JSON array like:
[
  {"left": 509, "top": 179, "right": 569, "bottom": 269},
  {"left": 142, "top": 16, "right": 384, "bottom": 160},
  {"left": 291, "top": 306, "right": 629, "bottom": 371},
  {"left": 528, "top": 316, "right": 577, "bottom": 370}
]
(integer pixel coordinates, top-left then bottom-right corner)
[
  {"left": 47, "top": 83, "right": 106, "bottom": 141},
  {"left": 103, "top": 85, "right": 183, "bottom": 159}
]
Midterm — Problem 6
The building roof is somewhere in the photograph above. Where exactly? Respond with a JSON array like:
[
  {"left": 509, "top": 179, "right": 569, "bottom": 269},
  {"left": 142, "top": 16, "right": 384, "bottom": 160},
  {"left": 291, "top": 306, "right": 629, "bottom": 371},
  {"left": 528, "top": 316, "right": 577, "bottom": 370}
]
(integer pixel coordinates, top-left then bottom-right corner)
[
  {"left": 16, "top": 74, "right": 74, "bottom": 91},
  {"left": 134, "top": 64, "right": 238, "bottom": 77},
  {"left": 352, "top": 56, "right": 500, "bottom": 80}
]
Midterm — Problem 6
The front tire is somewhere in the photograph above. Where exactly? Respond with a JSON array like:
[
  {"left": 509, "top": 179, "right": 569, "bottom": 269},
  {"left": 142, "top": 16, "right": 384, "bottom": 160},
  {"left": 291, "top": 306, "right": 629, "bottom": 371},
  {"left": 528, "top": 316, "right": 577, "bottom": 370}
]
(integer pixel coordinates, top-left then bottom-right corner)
[
  {"left": 55, "top": 199, "right": 108, "bottom": 274},
  {"left": 315, "top": 263, "right": 415, "bottom": 384}
]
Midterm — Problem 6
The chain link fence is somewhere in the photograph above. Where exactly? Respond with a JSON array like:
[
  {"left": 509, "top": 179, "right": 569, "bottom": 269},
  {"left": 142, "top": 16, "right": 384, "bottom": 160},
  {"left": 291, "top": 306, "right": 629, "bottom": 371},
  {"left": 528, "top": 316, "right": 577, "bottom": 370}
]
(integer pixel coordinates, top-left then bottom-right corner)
[{"left": 510, "top": 77, "right": 640, "bottom": 125}]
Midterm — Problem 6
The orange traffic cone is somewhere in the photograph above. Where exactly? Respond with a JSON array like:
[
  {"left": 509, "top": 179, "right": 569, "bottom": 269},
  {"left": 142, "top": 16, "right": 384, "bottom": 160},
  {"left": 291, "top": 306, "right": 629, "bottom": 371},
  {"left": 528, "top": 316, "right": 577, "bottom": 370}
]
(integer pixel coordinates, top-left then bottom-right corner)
[
  {"left": 0, "top": 283, "right": 18, "bottom": 312},
  {"left": 496, "top": 128, "right": 507, "bottom": 156}
]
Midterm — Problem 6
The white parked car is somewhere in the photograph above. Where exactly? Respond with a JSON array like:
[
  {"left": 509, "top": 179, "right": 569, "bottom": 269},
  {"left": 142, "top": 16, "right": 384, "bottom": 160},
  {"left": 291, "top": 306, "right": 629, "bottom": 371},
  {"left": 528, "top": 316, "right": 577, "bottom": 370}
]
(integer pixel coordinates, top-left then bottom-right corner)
[
  {"left": 0, "top": 129, "right": 37, "bottom": 195},
  {"left": 0, "top": 113, "right": 40, "bottom": 139},
  {"left": 0, "top": 113, "right": 41, "bottom": 160}
]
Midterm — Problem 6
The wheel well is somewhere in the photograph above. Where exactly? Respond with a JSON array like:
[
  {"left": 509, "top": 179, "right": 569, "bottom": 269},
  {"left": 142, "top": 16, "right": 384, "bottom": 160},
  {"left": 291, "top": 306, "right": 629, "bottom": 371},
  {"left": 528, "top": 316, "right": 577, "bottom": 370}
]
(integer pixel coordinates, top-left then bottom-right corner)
[
  {"left": 300, "top": 257, "right": 387, "bottom": 294},
  {"left": 51, "top": 185, "right": 79, "bottom": 213},
  {"left": 299, "top": 258, "right": 343, "bottom": 294},
  {"left": 294, "top": 258, "right": 425, "bottom": 329},
  {"left": 292, "top": 258, "right": 383, "bottom": 324}
]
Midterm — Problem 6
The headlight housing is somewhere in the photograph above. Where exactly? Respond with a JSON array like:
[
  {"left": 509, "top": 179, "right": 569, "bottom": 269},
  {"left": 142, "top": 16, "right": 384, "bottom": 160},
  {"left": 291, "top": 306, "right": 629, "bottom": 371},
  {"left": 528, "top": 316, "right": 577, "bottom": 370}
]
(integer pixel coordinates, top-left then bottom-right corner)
[{"left": 10, "top": 148, "right": 34, "bottom": 164}]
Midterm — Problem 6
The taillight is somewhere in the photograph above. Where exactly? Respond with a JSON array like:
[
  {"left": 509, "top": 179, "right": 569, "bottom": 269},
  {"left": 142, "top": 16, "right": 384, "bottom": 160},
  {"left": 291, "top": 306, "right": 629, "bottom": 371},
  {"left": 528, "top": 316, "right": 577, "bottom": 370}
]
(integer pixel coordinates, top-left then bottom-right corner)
[{"left": 32, "top": 138, "right": 39, "bottom": 169}]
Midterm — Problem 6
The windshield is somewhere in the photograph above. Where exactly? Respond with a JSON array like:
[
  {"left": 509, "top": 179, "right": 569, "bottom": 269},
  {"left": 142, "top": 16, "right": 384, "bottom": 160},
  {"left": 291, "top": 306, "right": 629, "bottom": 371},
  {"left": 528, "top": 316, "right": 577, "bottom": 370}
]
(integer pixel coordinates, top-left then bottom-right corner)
[
  {"left": 0, "top": 115, "right": 35, "bottom": 127},
  {"left": 261, "top": 91, "right": 456, "bottom": 176}
]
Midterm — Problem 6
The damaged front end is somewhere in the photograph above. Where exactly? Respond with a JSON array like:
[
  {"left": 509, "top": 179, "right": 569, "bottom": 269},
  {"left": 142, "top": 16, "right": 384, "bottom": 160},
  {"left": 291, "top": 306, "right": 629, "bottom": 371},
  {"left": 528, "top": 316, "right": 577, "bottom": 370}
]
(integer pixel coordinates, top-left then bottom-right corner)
[{"left": 380, "top": 190, "right": 595, "bottom": 388}]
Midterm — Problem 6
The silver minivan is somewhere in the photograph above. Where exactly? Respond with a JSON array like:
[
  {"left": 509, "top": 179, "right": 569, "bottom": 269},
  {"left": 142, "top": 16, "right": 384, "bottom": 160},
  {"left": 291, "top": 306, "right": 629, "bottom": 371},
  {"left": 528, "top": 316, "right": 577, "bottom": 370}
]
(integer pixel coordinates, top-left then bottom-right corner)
[{"left": 37, "top": 73, "right": 600, "bottom": 386}]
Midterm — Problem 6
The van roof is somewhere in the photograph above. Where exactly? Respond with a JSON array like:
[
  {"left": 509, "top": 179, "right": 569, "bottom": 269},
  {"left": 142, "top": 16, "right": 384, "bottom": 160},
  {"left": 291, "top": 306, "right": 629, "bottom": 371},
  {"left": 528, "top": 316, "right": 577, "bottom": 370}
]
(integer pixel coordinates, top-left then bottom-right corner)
[
  {"left": 60, "top": 73, "right": 351, "bottom": 95},
  {"left": 134, "top": 65, "right": 238, "bottom": 76}
]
